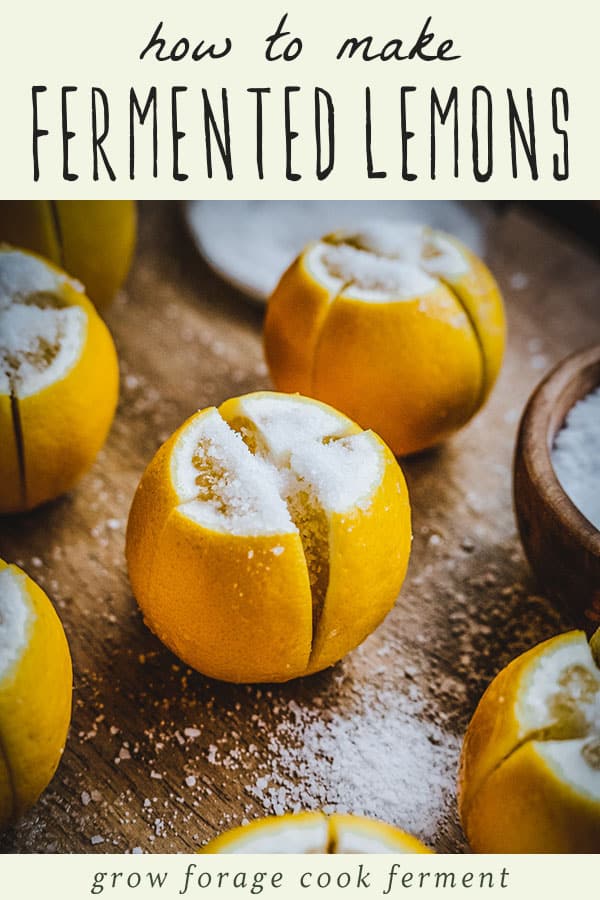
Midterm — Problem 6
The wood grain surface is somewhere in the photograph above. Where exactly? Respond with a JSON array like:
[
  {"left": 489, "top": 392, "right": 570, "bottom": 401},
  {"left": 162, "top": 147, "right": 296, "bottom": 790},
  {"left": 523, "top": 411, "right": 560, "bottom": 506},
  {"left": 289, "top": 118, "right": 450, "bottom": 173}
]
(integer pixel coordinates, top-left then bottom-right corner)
[{"left": 1, "top": 202, "right": 599, "bottom": 854}]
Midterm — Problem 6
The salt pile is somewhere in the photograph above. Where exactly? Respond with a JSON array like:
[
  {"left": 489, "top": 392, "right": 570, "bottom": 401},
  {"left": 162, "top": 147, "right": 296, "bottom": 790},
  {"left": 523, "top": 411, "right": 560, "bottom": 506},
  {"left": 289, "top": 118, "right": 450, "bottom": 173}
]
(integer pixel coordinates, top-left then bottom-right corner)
[
  {"left": 243, "top": 684, "right": 460, "bottom": 844},
  {"left": 218, "top": 683, "right": 460, "bottom": 843},
  {"left": 552, "top": 386, "right": 600, "bottom": 530}
]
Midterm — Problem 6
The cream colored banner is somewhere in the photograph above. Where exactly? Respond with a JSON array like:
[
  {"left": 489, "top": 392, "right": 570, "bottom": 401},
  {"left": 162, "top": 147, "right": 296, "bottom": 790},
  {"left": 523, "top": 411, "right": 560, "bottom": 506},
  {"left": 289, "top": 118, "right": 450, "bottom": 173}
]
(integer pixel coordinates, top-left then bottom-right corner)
[
  {"left": 1, "top": 853, "right": 596, "bottom": 898},
  {"left": 0, "top": 0, "right": 598, "bottom": 197}
]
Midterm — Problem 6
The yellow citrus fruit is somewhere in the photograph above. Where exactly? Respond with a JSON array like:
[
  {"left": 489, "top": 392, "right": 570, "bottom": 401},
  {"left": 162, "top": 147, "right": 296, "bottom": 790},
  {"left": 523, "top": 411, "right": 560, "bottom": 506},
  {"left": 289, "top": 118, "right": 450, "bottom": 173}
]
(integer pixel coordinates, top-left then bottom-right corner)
[
  {"left": 126, "top": 391, "right": 411, "bottom": 683},
  {"left": 458, "top": 629, "right": 600, "bottom": 852},
  {"left": 0, "top": 560, "right": 72, "bottom": 828},
  {"left": 264, "top": 224, "right": 505, "bottom": 456},
  {"left": 0, "top": 201, "right": 136, "bottom": 309},
  {"left": 201, "top": 812, "right": 432, "bottom": 853},
  {"left": 0, "top": 246, "right": 119, "bottom": 513}
]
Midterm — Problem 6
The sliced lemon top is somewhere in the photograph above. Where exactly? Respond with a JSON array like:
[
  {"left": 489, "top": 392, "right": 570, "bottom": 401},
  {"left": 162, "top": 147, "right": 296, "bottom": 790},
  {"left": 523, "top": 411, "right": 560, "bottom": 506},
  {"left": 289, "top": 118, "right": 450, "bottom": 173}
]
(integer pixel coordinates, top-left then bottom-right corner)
[
  {"left": 515, "top": 632, "right": 600, "bottom": 802},
  {"left": 475, "top": 631, "right": 600, "bottom": 810},
  {"left": 305, "top": 223, "right": 470, "bottom": 304},
  {"left": 0, "top": 247, "right": 78, "bottom": 303},
  {"left": 0, "top": 565, "right": 32, "bottom": 682},
  {"left": 208, "top": 813, "right": 330, "bottom": 853},
  {"left": 171, "top": 408, "right": 296, "bottom": 536},
  {"left": 202, "top": 812, "right": 430, "bottom": 854},
  {"left": 170, "top": 394, "right": 386, "bottom": 537},
  {"left": 518, "top": 633, "right": 600, "bottom": 739},
  {"left": 0, "top": 248, "right": 87, "bottom": 400}
]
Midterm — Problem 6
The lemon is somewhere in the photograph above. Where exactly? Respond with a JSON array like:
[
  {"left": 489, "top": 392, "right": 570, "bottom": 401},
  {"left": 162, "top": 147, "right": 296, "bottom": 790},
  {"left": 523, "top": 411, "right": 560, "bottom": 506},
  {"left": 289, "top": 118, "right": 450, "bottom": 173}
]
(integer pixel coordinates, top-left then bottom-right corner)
[
  {"left": 458, "top": 630, "right": 600, "bottom": 852},
  {"left": 201, "top": 812, "right": 431, "bottom": 853},
  {"left": 0, "top": 201, "right": 136, "bottom": 309},
  {"left": 126, "top": 392, "right": 411, "bottom": 683},
  {"left": 0, "top": 246, "right": 119, "bottom": 513},
  {"left": 264, "top": 224, "right": 505, "bottom": 456},
  {"left": 0, "top": 560, "right": 72, "bottom": 828}
]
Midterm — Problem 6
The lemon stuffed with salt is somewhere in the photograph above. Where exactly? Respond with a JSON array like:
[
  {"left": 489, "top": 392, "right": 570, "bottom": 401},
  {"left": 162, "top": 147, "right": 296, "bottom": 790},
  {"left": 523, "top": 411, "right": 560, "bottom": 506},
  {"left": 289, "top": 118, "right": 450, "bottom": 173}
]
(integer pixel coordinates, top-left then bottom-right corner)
[
  {"left": 0, "top": 560, "right": 72, "bottom": 827},
  {"left": 0, "top": 201, "right": 136, "bottom": 309},
  {"left": 126, "top": 392, "right": 411, "bottom": 683},
  {"left": 0, "top": 246, "right": 119, "bottom": 513},
  {"left": 201, "top": 812, "right": 431, "bottom": 853},
  {"left": 264, "top": 224, "right": 505, "bottom": 456},
  {"left": 459, "top": 629, "right": 600, "bottom": 852}
]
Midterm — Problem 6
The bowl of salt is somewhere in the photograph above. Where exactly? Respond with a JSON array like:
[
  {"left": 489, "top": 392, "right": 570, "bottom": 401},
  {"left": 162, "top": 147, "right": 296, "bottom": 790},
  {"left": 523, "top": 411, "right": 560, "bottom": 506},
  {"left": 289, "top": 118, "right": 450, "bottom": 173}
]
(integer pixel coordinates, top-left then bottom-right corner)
[{"left": 514, "top": 344, "right": 600, "bottom": 631}]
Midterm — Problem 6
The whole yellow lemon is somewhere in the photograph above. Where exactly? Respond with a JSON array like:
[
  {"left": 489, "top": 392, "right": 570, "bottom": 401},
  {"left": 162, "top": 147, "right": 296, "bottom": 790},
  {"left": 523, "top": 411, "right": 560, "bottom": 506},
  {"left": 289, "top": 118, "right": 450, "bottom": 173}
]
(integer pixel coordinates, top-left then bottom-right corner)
[
  {"left": 0, "top": 246, "right": 119, "bottom": 513},
  {"left": 126, "top": 391, "right": 411, "bottom": 683},
  {"left": 0, "top": 560, "right": 72, "bottom": 828},
  {"left": 264, "top": 223, "right": 505, "bottom": 456}
]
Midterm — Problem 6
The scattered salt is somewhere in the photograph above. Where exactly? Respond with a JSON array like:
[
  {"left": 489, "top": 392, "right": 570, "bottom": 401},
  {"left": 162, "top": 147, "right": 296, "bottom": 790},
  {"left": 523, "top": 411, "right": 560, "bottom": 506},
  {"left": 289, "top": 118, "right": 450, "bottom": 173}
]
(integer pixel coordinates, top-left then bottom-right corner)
[
  {"left": 201, "top": 672, "right": 460, "bottom": 844},
  {"left": 509, "top": 272, "right": 530, "bottom": 291},
  {"left": 530, "top": 354, "right": 549, "bottom": 371},
  {"left": 106, "top": 518, "right": 123, "bottom": 531},
  {"left": 552, "top": 386, "right": 600, "bottom": 529}
]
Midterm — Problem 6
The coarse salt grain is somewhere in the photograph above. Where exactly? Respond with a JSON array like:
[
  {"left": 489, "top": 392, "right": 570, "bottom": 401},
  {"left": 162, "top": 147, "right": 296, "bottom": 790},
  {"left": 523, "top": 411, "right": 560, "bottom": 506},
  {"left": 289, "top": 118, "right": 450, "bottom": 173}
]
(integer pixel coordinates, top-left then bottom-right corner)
[{"left": 552, "top": 386, "right": 600, "bottom": 530}]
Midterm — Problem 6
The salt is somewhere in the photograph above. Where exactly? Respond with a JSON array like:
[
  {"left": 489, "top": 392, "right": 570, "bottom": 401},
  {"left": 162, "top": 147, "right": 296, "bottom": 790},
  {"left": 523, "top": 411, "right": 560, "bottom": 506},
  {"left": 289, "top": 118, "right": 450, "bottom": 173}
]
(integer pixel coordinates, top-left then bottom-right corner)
[
  {"left": 0, "top": 568, "right": 31, "bottom": 682},
  {"left": 552, "top": 386, "right": 600, "bottom": 529}
]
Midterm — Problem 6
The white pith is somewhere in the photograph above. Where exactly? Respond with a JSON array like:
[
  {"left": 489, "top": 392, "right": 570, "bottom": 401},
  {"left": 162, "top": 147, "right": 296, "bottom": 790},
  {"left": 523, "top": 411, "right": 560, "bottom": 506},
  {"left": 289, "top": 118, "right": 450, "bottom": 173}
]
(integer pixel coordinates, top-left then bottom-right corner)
[
  {"left": 516, "top": 634, "right": 600, "bottom": 799},
  {"left": 0, "top": 250, "right": 87, "bottom": 399},
  {"left": 0, "top": 249, "right": 79, "bottom": 303},
  {"left": 0, "top": 567, "right": 32, "bottom": 682},
  {"left": 334, "top": 824, "right": 408, "bottom": 854},
  {"left": 220, "top": 817, "right": 330, "bottom": 853},
  {"left": 0, "top": 303, "right": 87, "bottom": 398},
  {"left": 536, "top": 738, "right": 600, "bottom": 798},
  {"left": 306, "top": 222, "right": 469, "bottom": 303},
  {"left": 172, "top": 396, "right": 384, "bottom": 537}
]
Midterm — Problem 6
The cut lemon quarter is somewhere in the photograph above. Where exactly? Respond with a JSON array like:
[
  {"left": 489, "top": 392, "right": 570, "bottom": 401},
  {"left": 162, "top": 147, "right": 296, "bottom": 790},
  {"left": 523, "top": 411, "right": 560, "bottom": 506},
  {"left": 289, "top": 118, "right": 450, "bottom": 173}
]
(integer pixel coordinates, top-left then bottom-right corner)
[
  {"left": 458, "top": 630, "right": 600, "bottom": 852},
  {"left": 126, "top": 392, "right": 411, "bottom": 683},
  {"left": 0, "top": 246, "right": 119, "bottom": 512},
  {"left": 264, "top": 223, "right": 505, "bottom": 456},
  {"left": 201, "top": 812, "right": 431, "bottom": 853},
  {"left": 0, "top": 560, "right": 72, "bottom": 828}
]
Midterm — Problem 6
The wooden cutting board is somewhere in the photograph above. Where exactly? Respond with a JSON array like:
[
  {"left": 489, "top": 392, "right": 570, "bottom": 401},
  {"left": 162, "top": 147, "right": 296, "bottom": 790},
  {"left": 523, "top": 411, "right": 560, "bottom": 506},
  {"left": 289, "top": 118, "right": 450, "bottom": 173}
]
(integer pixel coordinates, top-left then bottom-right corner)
[{"left": 1, "top": 202, "right": 599, "bottom": 854}]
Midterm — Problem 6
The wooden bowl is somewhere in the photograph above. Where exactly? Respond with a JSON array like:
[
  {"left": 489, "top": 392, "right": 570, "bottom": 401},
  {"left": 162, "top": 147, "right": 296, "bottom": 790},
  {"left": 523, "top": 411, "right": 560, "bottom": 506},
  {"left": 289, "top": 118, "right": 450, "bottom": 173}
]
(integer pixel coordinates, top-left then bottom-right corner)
[{"left": 514, "top": 344, "right": 600, "bottom": 632}]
